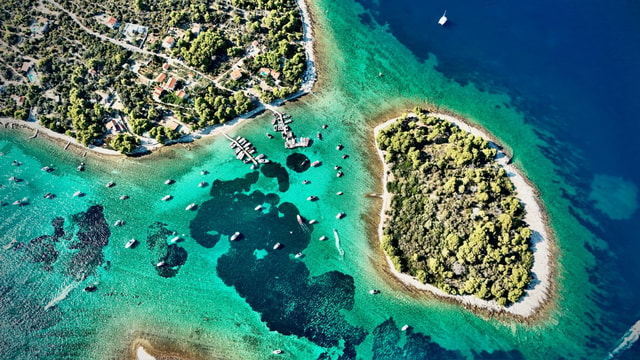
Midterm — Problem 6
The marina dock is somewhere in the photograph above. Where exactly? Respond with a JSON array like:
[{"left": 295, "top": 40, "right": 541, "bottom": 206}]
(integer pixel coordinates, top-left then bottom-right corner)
[
  {"left": 270, "top": 109, "right": 310, "bottom": 149},
  {"left": 223, "top": 133, "right": 259, "bottom": 165}
]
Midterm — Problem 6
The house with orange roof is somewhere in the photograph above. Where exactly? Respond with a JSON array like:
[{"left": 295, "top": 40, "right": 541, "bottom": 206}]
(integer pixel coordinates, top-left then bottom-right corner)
[
  {"left": 162, "top": 37, "right": 176, "bottom": 49},
  {"left": 155, "top": 73, "right": 167, "bottom": 83},
  {"left": 175, "top": 90, "right": 188, "bottom": 100},
  {"left": 153, "top": 86, "right": 164, "bottom": 98},
  {"left": 104, "top": 16, "right": 119, "bottom": 29},
  {"left": 164, "top": 77, "right": 178, "bottom": 90},
  {"left": 230, "top": 69, "right": 243, "bottom": 81}
]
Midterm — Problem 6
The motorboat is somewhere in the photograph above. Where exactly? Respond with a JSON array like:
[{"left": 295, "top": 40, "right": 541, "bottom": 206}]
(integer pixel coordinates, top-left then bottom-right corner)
[
  {"left": 310, "top": 160, "right": 321, "bottom": 167},
  {"left": 307, "top": 195, "right": 318, "bottom": 201},
  {"left": 165, "top": 179, "right": 175, "bottom": 185},
  {"left": 162, "top": 195, "right": 173, "bottom": 201},
  {"left": 302, "top": 180, "right": 310, "bottom": 184},
  {"left": 200, "top": 170, "right": 209, "bottom": 175},
  {"left": 73, "top": 191, "right": 84, "bottom": 197},
  {"left": 308, "top": 219, "right": 317, "bottom": 224},
  {"left": 255, "top": 205, "right": 263, "bottom": 211},
  {"left": 334, "top": 165, "right": 341, "bottom": 170},
  {"left": 273, "top": 242, "right": 282, "bottom": 250},
  {"left": 114, "top": 219, "right": 124, "bottom": 226},
  {"left": 185, "top": 203, "right": 197, "bottom": 211},
  {"left": 319, "top": 236, "right": 328, "bottom": 241},
  {"left": 170, "top": 236, "right": 182, "bottom": 244},
  {"left": 401, "top": 325, "right": 410, "bottom": 331},
  {"left": 156, "top": 261, "right": 166, "bottom": 267},
  {"left": 336, "top": 144, "right": 343, "bottom": 150},
  {"left": 83, "top": 284, "right": 97, "bottom": 292},
  {"left": 230, "top": 232, "right": 241, "bottom": 241},
  {"left": 198, "top": 181, "right": 208, "bottom": 188},
  {"left": 272, "top": 350, "right": 283, "bottom": 354},
  {"left": 438, "top": 10, "right": 448, "bottom": 25},
  {"left": 125, "top": 238, "right": 137, "bottom": 248},
  {"left": 336, "top": 191, "right": 344, "bottom": 195},
  {"left": 295, "top": 252, "right": 303, "bottom": 258},
  {"left": 41, "top": 166, "right": 54, "bottom": 172},
  {"left": 336, "top": 171, "right": 344, "bottom": 178},
  {"left": 119, "top": 195, "right": 129, "bottom": 200},
  {"left": 342, "top": 154, "right": 349, "bottom": 159},
  {"left": 336, "top": 212, "right": 345, "bottom": 219},
  {"left": 369, "top": 289, "right": 380, "bottom": 295},
  {"left": 105, "top": 181, "right": 115, "bottom": 188}
]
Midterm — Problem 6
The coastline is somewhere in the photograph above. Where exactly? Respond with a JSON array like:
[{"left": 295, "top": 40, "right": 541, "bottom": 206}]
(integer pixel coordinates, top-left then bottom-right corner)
[
  {"left": 373, "top": 111, "right": 554, "bottom": 319},
  {"left": 3, "top": 0, "right": 318, "bottom": 159}
]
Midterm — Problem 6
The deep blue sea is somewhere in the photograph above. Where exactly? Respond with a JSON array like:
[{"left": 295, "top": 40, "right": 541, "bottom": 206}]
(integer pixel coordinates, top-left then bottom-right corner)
[{"left": 0, "top": 0, "right": 639, "bottom": 359}]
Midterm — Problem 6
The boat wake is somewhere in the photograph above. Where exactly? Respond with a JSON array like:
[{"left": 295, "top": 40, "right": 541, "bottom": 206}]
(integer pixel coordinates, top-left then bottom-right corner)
[
  {"left": 297, "top": 214, "right": 311, "bottom": 234},
  {"left": 333, "top": 229, "right": 344, "bottom": 260},
  {"left": 44, "top": 281, "right": 81, "bottom": 310},
  {"left": 606, "top": 319, "right": 640, "bottom": 359}
]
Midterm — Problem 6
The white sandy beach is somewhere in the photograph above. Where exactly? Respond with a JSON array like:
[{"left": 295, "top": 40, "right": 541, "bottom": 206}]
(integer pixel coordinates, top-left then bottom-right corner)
[{"left": 373, "top": 112, "right": 552, "bottom": 318}]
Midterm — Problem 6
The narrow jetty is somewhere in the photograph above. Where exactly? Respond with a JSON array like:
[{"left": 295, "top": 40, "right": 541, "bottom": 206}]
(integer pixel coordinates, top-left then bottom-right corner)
[
  {"left": 269, "top": 108, "right": 310, "bottom": 149},
  {"left": 29, "top": 129, "right": 39, "bottom": 139},
  {"left": 223, "top": 133, "right": 259, "bottom": 165}
]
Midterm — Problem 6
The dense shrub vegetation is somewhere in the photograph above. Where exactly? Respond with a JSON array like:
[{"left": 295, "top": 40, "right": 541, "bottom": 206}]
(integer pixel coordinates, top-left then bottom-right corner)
[{"left": 377, "top": 109, "right": 534, "bottom": 306}]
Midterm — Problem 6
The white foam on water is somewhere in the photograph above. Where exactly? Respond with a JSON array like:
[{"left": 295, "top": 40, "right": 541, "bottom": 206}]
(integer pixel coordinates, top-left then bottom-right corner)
[
  {"left": 333, "top": 229, "right": 344, "bottom": 260},
  {"left": 607, "top": 319, "right": 640, "bottom": 359},
  {"left": 44, "top": 281, "right": 80, "bottom": 310}
]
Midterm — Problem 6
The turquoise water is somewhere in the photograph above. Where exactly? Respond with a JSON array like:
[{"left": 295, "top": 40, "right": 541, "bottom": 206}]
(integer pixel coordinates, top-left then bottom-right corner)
[{"left": 1, "top": 0, "right": 639, "bottom": 358}]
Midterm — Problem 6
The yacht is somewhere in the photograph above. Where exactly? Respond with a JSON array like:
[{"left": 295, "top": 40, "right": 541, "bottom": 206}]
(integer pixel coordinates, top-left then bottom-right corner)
[
  {"left": 272, "top": 350, "right": 283, "bottom": 354},
  {"left": 200, "top": 170, "right": 209, "bottom": 175},
  {"left": 254, "top": 204, "right": 263, "bottom": 211},
  {"left": 125, "top": 238, "right": 137, "bottom": 248},
  {"left": 185, "top": 203, "right": 197, "bottom": 211},
  {"left": 165, "top": 179, "right": 175, "bottom": 185},
  {"left": 73, "top": 191, "right": 84, "bottom": 197},
  {"left": 438, "top": 10, "right": 448, "bottom": 25},
  {"left": 342, "top": 154, "right": 349, "bottom": 159},
  {"left": 319, "top": 235, "right": 328, "bottom": 241},
  {"left": 401, "top": 325, "right": 410, "bottom": 331},
  {"left": 334, "top": 165, "right": 341, "bottom": 170},
  {"left": 369, "top": 289, "right": 380, "bottom": 295},
  {"left": 336, "top": 212, "right": 345, "bottom": 219},
  {"left": 156, "top": 261, "right": 166, "bottom": 267},
  {"left": 336, "top": 171, "right": 344, "bottom": 178},
  {"left": 114, "top": 219, "right": 124, "bottom": 226},
  {"left": 12, "top": 200, "right": 21, "bottom": 206},
  {"left": 170, "top": 236, "right": 182, "bottom": 244},
  {"left": 336, "top": 144, "right": 343, "bottom": 150},
  {"left": 297, "top": 214, "right": 304, "bottom": 225},
  {"left": 273, "top": 242, "right": 282, "bottom": 250},
  {"left": 119, "top": 195, "right": 129, "bottom": 200},
  {"left": 105, "top": 181, "right": 115, "bottom": 188},
  {"left": 41, "top": 166, "right": 54, "bottom": 172},
  {"left": 162, "top": 195, "right": 173, "bottom": 201},
  {"left": 310, "top": 160, "right": 321, "bottom": 167},
  {"left": 295, "top": 252, "right": 303, "bottom": 258},
  {"left": 336, "top": 191, "right": 344, "bottom": 195},
  {"left": 308, "top": 219, "right": 317, "bottom": 224},
  {"left": 230, "top": 232, "right": 241, "bottom": 241},
  {"left": 307, "top": 195, "right": 318, "bottom": 201},
  {"left": 198, "top": 181, "right": 208, "bottom": 188}
]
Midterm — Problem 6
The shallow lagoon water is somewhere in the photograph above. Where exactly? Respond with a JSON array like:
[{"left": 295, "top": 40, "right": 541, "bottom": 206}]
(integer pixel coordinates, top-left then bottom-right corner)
[{"left": 1, "top": 0, "right": 639, "bottom": 358}]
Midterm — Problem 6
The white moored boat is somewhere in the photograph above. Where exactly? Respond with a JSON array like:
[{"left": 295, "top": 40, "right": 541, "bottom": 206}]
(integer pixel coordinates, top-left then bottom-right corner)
[
  {"left": 438, "top": 10, "right": 448, "bottom": 25},
  {"left": 125, "top": 238, "right": 137, "bottom": 248},
  {"left": 273, "top": 242, "right": 282, "bottom": 250},
  {"left": 230, "top": 232, "right": 241, "bottom": 241},
  {"left": 336, "top": 212, "right": 345, "bottom": 219},
  {"left": 185, "top": 203, "right": 197, "bottom": 211},
  {"left": 162, "top": 195, "right": 173, "bottom": 201}
]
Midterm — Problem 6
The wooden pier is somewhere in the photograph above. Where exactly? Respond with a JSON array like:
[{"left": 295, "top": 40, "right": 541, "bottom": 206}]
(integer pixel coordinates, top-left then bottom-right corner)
[{"left": 223, "top": 133, "right": 258, "bottom": 165}]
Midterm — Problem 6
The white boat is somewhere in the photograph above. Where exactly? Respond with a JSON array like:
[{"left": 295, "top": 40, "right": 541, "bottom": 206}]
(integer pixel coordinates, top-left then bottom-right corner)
[
  {"left": 273, "top": 242, "right": 282, "bottom": 250},
  {"left": 165, "top": 179, "right": 175, "bottom": 185},
  {"left": 272, "top": 350, "right": 283, "bottom": 354},
  {"left": 319, "top": 235, "right": 328, "bottom": 241},
  {"left": 336, "top": 212, "right": 345, "bottom": 219},
  {"left": 230, "top": 232, "right": 241, "bottom": 241},
  {"left": 295, "top": 252, "right": 303, "bottom": 258},
  {"left": 162, "top": 195, "right": 173, "bottom": 201},
  {"left": 185, "top": 203, "right": 197, "bottom": 211},
  {"left": 254, "top": 204, "right": 263, "bottom": 211},
  {"left": 334, "top": 165, "right": 341, "bottom": 170},
  {"left": 170, "top": 236, "right": 182, "bottom": 243},
  {"left": 336, "top": 144, "right": 343, "bottom": 150},
  {"left": 297, "top": 214, "right": 304, "bottom": 225},
  {"left": 369, "top": 289, "right": 380, "bottom": 295},
  {"left": 105, "top": 181, "right": 115, "bottom": 188},
  {"left": 310, "top": 160, "right": 321, "bottom": 167},
  {"left": 12, "top": 200, "right": 21, "bottom": 206},
  {"left": 308, "top": 219, "right": 317, "bottom": 224},
  {"left": 114, "top": 220, "right": 124, "bottom": 226},
  {"left": 336, "top": 171, "right": 344, "bottom": 178},
  {"left": 156, "top": 261, "right": 166, "bottom": 267},
  {"left": 73, "top": 190, "right": 84, "bottom": 197},
  {"left": 438, "top": 10, "right": 447, "bottom": 25},
  {"left": 41, "top": 166, "right": 53, "bottom": 172},
  {"left": 307, "top": 195, "right": 318, "bottom": 201},
  {"left": 200, "top": 170, "right": 209, "bottom": 175},
  {"left": 119, "top": 195, "right": 129, "bottom": 200},
  {"left": 125, "top": 238, "right": 137, "bottom": 248},
  {"left": 401, "top": 325, "right": 410, "bottom": 331},
  {"left": 198, "top": 181, "right": 207, "bottom": 188},
  {"left": 336, "top": 191, "right": 344, "bottom": 195}
]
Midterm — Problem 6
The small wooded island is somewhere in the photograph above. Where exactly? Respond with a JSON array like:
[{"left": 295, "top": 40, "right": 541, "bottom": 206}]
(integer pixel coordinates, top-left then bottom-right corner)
[{"left": 376, "top": 110, "right": 534, "bottom": 306}]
